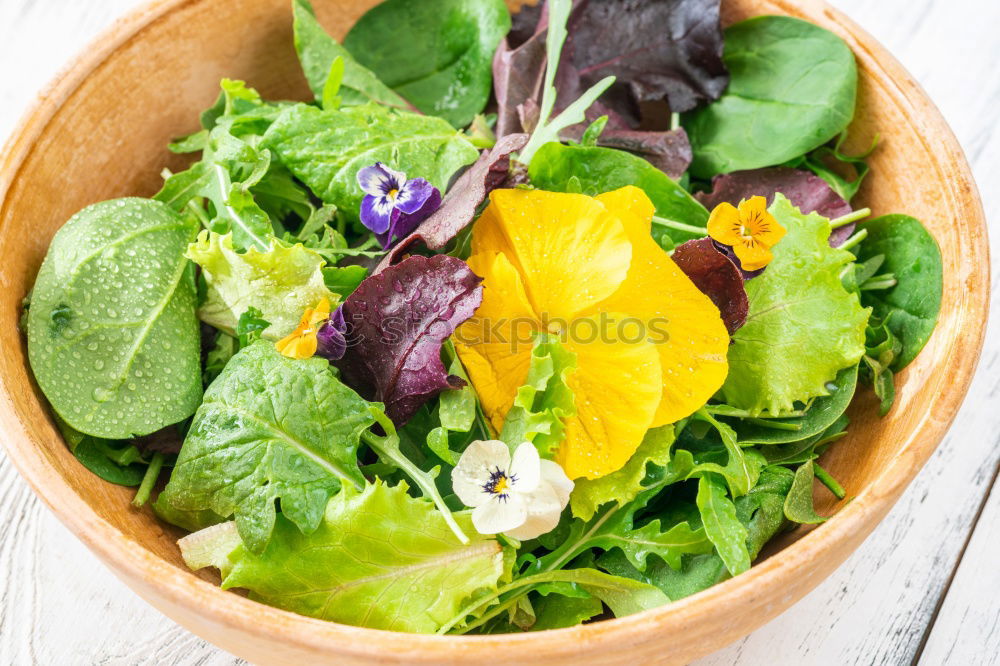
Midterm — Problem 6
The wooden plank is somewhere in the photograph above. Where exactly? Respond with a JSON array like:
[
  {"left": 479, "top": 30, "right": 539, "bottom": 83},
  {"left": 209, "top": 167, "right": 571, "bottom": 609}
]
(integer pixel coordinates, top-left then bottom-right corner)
[
  {"left": 918, "top": 471, "right": 1000, "bottom": 666},
  {"left": 696, "top": 0, "right": 1000, "bottom": 662}
]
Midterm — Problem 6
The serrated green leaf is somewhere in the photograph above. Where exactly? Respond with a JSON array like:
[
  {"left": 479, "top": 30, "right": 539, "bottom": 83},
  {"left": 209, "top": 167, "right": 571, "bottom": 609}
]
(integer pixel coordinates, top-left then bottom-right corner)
[
  {"left": 182, "top": 481, "right": 506, "bottom": 633},
  {"left": 687, "top": 410, "right": 764, "bottom": 497},
  {"left": 159, "top": 342, "right": 374, "bottom": 552},
  {"left": 722, "top": 194, "right": 869, "bottom": 415},
  {"left": 570, "top": 425, "right": 675, "bottom": 521},
  {"left": 263, "top": 103, "right": 478, "bottom": 224},
  {"left": 187, "top": 231, "right": 336, "bottom": 339}
]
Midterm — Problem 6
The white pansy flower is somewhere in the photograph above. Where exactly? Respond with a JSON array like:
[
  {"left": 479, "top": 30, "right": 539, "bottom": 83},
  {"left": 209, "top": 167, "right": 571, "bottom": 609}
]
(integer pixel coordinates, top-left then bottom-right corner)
[{"left": 451, "top": 440, "right": 573, "bottom": 540}]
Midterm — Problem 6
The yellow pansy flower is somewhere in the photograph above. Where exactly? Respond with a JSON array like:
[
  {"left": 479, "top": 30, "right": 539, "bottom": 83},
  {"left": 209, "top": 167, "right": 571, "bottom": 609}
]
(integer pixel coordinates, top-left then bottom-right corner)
[
  {"left": 454, "top": 187, "right": 730, "bottom": 480},
  {"left": 706, "top": 195, "right": 786, "bottom": 271},
  {"left": 275, "top": 298, "right": 330, "bottom": 360}
]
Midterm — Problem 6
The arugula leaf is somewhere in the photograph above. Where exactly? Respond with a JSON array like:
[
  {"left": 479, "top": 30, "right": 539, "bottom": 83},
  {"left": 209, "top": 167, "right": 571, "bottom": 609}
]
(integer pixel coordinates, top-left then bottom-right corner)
[
  {"left": 696, "top": 474, "right": 750, "bottom": 576},
  {"left": 783, "top": 460, "right": 826, "bottom": 524},
  {"left": 570, "top": 425, "right": 675, "bottom": 521},
  {"left": 860, "top": 315, "right": 902, "bottom": 415},
  {"left": 187, "top": 231, "right": 336, "bottom": 339},
  {"left": 528, "top": 143, "right": 709, "bottom": 245},
  {"left": 343, "top": 0, "right": 511, "bottom": 128},
  {"left": 684, "top": 16, "right": 857, "bottom": 178},
  {"left": 721, "top": 195, "right": 869, "bottom": 415},
  {"left": 529, "top": 591, "right": 603, "bottom": 631},
  {"left": 180, "top": 481, "right": 507, "bottom": 633},
  {"left": 159, "top": 342, "right": 374, "bottom": 553},
  {"left": 291, "top": 0, "right": 411, "bottom": 109},
  {"left": 263, "top": 103, "right": 478, "bottom": 224},
  {"left": 854, "top": 215, "right": 943, "bottom": 370},
  {"left": 235, "top": 306, "right": 270, "bottom": 347},
  {"left": 27, "top": 198, "right": 202, "bottom": 439},
  {"left": 686, "top": 411, "right": 764, "bottom": 497},
  {"left": 499, "top": 333, "right": 577, "bottom": 458}
]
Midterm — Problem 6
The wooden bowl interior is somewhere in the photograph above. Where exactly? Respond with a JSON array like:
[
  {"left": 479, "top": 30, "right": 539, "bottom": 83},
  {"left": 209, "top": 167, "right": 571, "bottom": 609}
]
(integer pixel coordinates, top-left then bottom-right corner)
[{"left": 0, "top": 0, "right": 986, "bottom": 663}]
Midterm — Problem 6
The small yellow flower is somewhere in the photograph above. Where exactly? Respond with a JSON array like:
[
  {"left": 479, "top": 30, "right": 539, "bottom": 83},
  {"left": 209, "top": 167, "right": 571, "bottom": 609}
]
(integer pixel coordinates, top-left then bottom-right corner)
[
  {"left": 275, "top": 298, "right": 330, "bottom": 360},
  {"left": 707, "top": 196, "right": 786, "bottom": 271}
]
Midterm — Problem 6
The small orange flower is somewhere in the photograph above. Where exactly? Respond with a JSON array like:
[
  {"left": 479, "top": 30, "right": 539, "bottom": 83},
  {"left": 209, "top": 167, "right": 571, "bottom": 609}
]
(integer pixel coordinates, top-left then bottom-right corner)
[
  {"left": 707, "top": 196, "right": 786, "bottom": 271},
  {"left": 275, "top": 298, "right": 330, "bottom": 360}
]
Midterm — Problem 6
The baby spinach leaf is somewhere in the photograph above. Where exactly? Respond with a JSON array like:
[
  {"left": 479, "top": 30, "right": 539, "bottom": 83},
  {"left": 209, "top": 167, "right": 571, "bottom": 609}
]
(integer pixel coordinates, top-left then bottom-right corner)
[
  {"left": 159, "top": 342, "right": 374, "bottom": 553},
  {"left": 528, "top": 143, "right": 709, "bottom": 243},
  {"left": 343, "top": 0, "right": 511, "bottom": 128},
  {"left": 783, "top": 460, "right": 827, "bottom": 524},
  {"left": 55, "top": 417, "right": 146, "bottom": 487},
  {"left": 180, "top": 481, "right": 506, "bottom": 632},
  {"left": 684, "top": 16, "right": 857, "bottom": 178},
  {"left": 696, "top": 474, "right": 750, "bottom": 576},
  {"left": 27, "top": 198, "right": 202, "bottom": 439},
  {"left": 499, "top": 333, "right": 577, "bottom": 458},
  {"left": 187, "top": 231, "right": 336, "bottom": 340},
  {"left": 263, "top": 103, "right": 478, "bottom": 224},
  {"left": 292, "top": 0, "right": 411, "bottom": 109},
  {"left": 570, "top": 425, "right": 676, "bottom": 521},
  {"left": 722, "top": 195, "right": 869, "bottom": 415},
  {"left": 854, "top": 214, "right": 943, "bottom": 370},
  {"left": 731, "top": 364, "right": 858, "bottom": 445}
]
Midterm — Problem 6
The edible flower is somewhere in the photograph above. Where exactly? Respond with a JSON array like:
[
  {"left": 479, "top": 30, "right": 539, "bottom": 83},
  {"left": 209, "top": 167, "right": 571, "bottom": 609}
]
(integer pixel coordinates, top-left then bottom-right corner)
[
  {"left": 276, "top": 298, "right": 336, "bottom": 360},
  {"left": 451, "top": 440, "right": 573, "bottom": 540},
  {"left": 357, "top": 162, "right": 442, "bottom": 248},
  {"left": 706, "top": 196, "right": 786, "bottom": 271},
  {"left": 455, "top": 187, "right": 730, "bottom": 480}
]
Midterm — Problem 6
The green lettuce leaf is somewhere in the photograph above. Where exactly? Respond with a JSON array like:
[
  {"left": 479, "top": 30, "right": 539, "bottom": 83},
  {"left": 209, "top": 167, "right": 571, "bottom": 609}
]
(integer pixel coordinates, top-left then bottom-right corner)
[
  {"left": 570, "top": 425, "right": 675, "bottom": 521},
  {"left": 343, "top": 0, "right": 511, "bottom": 128},
  {"left": 721, "top": 194, "right": 869, "bottom": 415},
  {"left": 263, "top": 103, "right": 478, "bottom": 224},
  {"left": 499, "top": 333, "right": 577, "bottom": 457},
  {"left": 159, "top": 342, "right": 373, "bottom": 552},
  {"left": 27, "top": 198, "right": 203, "bottom": 439},
  {"left": 187, "top": 231, "right": 336, "bottom": 339},
  {"left": 292, "top": 0, "right": 411, "bottom": 109},
  {"left": 179, "top": 481, "right": 507, "bottom": 633}
]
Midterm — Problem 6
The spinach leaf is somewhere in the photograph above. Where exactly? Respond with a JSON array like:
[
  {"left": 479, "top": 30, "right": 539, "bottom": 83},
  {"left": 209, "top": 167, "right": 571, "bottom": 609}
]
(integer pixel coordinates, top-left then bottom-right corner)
[
  {"left": 684, "top": 16, "right": 857, "bottom": 178},
  {"left": 528, "top": 143, "right": 710, "bottom": 244},
  {"left": 263, "top": 103, "right": 478, "bottom": 224},
  {"left": 722, "top": 195, "right": 869, "bottom": 415},
  {"left": 292, "top": 0, "right": 411, "bottom": 109},
  {"left": 855, "top": 214, "right": 943, "bottom": 369},
  {"left": 343, "top": 0, "right": 511, "bottom": 128},
  {"left": 27, "top": 198, "right": 202, "bottom": 439},
  {"left": 696, "top": 474, "right": 750, "bottom": 576},
  {"left": 159, "top": 342, "right": 374, "bottom": 553},
  {"left": 179, "top": 482, "right": 507, "bottom": 633},
  {"left": 55, "top": 417, "right": 146, "bottom": 486},
  {"left": 729, "top": 364, "right": 858, "bottom": 445}
]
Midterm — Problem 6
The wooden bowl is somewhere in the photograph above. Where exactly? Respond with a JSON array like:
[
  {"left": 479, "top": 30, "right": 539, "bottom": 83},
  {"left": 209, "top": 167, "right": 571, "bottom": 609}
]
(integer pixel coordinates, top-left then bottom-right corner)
[{"left": 0, "top": 0, "right": 988, "bottom": 663}]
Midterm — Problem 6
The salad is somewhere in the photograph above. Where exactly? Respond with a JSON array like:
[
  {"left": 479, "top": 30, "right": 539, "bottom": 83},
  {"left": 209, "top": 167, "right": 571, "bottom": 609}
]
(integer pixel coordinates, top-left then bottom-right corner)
[{"left": 23, "top": 0, "right": 943, "bottom": 635}]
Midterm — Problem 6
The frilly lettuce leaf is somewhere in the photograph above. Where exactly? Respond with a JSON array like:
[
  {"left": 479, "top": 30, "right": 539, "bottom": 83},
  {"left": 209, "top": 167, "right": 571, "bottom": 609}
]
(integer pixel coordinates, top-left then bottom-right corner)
[
  {"left": 570, "top": 425, "right": 675, "bottom": 521},
  {"left": 187, "top": 231, "right": 336, "bottom": 339},
  {"left": 179, "top": 481, "right": 508, "bottom": 633},
  {"left": 499, "top": 333, "right": 577, "bottom": 457},
  {"left": 158, "top": 342, "right": 373, "bottom": 553},
  {"left": 335, "top": 255, "right": 483, "bottom": 425},
  {"left": 721, "top": 194, "right": 869, "bottom": 415}
]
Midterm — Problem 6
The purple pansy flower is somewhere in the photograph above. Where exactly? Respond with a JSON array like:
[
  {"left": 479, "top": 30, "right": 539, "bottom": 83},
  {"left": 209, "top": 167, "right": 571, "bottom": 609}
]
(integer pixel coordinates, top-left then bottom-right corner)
[
  {"left": 357, "top": 163, "right": 442, "bottom": 249},
  {"left": 315, "top": 306, "right": 348, "bottom": 361}
]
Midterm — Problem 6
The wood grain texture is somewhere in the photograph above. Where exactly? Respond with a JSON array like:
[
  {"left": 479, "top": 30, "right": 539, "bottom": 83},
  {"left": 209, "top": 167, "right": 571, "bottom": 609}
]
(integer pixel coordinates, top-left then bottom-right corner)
[{"left": 0, "top": 0, "right": 995, "bottom": 664}]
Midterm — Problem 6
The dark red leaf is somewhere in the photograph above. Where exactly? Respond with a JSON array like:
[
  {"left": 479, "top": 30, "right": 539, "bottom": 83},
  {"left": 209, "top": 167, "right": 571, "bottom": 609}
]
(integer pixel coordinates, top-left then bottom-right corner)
[
  {"left": 335, "top": 255, "right": 484, "bottom": 425},
  {"left": 695, "top": 167, "right": 855, "bottom": 245},
  {"left": 375, "top": 133, "right": 529, "bottom": 274},
  {"left": 672, "top": 238, "right": 748, "bottom": 334}
]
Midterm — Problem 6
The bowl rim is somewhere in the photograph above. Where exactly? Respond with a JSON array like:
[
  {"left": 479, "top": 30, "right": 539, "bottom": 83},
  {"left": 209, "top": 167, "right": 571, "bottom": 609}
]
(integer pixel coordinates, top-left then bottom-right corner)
[{"left": 0, "top": 0, "right": 990, "bottom": 660}]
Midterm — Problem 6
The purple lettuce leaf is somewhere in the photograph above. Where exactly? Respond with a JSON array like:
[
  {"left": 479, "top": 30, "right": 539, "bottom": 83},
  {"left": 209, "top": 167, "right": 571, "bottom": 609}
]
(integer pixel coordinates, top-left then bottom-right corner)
[
  {"left": 672, "top": 238, "right": 748, "bottom": 334},
  {"left": 695, "top": 166, "right": 855, "bottom": 246},
  {"left": 374, "top": 133, "right": 529, "bottom": 274},
  {"left": 335, "top": 255, "right": 483, "bottom": 425}
]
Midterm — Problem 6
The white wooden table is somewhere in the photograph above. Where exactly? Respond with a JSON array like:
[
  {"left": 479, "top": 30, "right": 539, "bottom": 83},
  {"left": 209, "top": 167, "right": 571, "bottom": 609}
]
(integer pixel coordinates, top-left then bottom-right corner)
[{"left": 1, "top": 1, "right": 998, "bottom": 664}]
